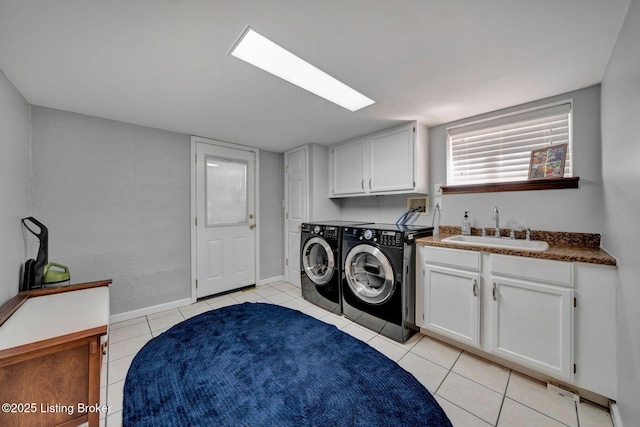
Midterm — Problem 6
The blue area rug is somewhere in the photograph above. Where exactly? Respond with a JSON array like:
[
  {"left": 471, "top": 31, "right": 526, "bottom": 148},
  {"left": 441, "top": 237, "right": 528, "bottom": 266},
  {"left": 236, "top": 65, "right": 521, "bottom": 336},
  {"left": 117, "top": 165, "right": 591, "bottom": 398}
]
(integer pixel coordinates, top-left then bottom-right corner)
[{"left": 123, "top": 302, "right": 452, "bottom": 427}]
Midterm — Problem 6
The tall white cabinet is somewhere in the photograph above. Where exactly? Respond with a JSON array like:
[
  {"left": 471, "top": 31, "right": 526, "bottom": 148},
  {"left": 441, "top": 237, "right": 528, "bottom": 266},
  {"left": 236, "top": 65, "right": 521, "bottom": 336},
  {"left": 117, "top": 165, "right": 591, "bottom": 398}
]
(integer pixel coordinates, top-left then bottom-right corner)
[
  {"left": 329, "top": 122, "right": 428, "bottom": 197},
  {"left": 283, "top": 144, "right": 341, "bottom": 285}
]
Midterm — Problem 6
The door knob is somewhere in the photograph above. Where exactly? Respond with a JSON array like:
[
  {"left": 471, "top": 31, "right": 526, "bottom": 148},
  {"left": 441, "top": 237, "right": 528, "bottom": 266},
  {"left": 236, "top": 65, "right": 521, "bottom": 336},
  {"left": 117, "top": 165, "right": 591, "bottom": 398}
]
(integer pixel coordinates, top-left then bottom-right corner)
[
  {"left": 249, "top": 223, "right": 256, "bottom": 230},
  {"left": 298, "top": 224, "right": 302, "bottom": 229}
]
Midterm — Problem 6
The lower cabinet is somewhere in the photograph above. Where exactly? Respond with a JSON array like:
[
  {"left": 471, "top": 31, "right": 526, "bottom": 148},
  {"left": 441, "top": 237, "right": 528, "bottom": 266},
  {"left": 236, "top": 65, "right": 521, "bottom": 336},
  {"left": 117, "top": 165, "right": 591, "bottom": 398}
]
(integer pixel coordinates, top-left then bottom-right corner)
[
  {"left": 491, "top": 277, "right": 573, "bottom": 379},
  {"left": 418, "top": 265, "right": 480, "bottom": 347},
  {"left": 416, "top": 245, "right": 616, "bottom": 399}
]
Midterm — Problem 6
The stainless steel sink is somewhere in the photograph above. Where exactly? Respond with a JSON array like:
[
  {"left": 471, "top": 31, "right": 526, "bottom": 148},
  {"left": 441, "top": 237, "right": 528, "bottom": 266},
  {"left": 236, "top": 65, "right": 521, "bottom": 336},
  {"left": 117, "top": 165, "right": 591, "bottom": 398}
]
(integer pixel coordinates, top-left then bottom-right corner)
[{"left": 441, "top": 235, "right": 549, "bottom": 252}]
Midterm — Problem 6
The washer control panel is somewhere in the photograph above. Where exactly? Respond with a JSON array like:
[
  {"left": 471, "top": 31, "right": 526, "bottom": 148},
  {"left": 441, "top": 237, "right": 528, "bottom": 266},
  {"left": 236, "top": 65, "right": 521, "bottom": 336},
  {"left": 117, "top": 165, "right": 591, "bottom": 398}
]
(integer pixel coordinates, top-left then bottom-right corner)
[
  {"left": 322, "top": 226, "right": 339, "bottom": 239},
  {"left": 302, "top": 224, "right": 340, "bottom": 239}
]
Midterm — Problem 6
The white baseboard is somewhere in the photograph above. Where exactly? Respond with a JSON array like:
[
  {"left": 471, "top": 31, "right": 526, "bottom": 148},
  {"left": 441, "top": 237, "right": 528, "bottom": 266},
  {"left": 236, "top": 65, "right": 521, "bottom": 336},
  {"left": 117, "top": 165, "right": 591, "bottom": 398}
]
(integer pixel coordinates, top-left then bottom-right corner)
[
  {"left": 110, "top": 297, "right": 192, "bottom": 324},
  {"left": 110, "top": 276, "right": 286, "bottom": 324},
  {"left": 258, "top": 275, "right": 284, "bottom": 286},
  {"left": 610, "top": 403, "right": 623, "bottom": 427}
]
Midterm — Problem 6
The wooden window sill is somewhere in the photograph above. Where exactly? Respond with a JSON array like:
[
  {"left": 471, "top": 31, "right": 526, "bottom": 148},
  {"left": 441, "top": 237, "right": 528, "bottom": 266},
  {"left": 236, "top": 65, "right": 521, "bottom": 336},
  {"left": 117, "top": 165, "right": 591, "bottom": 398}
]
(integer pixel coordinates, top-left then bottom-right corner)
[{"left": 441, "top": 177, "right": 579, "bottom": 195}]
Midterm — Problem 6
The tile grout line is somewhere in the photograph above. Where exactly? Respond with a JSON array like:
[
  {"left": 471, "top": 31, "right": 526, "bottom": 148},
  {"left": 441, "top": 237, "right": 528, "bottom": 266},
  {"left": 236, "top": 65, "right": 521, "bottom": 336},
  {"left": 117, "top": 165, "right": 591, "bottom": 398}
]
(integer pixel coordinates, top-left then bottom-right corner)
[
  {"left": 505, "top": 395, "right": 575, "bottom": 427},
  {"left": 493, "top": 369, "right": 513, "bottom": 426},
  {"left": 434, "top": 394, "right": 492, "bottom": 426},
  {"left": 432, "top": 349, "right": 463, "bottom": 396}
]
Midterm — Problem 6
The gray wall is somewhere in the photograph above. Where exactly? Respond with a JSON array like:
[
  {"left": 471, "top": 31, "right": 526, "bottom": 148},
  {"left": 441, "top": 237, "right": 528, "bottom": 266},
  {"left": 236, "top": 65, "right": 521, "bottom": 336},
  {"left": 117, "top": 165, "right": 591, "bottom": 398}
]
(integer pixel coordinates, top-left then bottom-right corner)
[
  {"left": 601, "top": 0, "right": 640, "bottom": 424},
  {"left": 29, "top": 106, "right": 285, "bottom": 315},
  {"left": 341, "top": 85, "right": 604, "bottom": 234},
  {"left": 31, "top": 107, "right": 191, "bottom": 315},
  {"left": 259, "top": 150, "right": 284, "bottom": 280},
  {"left": 0, "top": 69, "right": 31, "bottom": 306}
]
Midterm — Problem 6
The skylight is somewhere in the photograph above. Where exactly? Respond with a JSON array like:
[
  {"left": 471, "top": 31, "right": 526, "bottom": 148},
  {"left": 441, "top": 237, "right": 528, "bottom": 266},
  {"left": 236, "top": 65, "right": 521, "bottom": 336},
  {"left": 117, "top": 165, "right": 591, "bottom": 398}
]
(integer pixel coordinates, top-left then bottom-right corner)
[{"left": 230, "top": 27, "right": 375, "bottom": 112}]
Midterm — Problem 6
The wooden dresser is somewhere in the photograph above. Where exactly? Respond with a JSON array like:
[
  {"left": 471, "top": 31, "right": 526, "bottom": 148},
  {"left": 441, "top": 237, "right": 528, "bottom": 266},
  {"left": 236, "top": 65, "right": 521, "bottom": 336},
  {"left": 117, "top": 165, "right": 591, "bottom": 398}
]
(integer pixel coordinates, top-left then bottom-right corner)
[{"left": 0, "top": 280, "right": 111, "bottom": 427}]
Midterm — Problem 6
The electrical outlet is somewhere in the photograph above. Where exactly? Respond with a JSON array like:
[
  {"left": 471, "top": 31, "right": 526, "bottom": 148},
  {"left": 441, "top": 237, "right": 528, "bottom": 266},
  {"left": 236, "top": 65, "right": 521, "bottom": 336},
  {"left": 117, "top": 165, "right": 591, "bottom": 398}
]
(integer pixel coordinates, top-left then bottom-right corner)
[
  {"left": 434, "top": 183, "right": 443, "bottom": 196},
  {"left": 434, "top": 197, "right": 442, "bottom": 210}
]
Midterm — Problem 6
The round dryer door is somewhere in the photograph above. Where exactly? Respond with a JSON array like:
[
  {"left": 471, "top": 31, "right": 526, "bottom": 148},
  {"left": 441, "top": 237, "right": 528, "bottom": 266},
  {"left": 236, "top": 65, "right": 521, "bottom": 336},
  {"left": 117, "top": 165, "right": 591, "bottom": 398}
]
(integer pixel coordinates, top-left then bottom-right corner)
[
  {"left": 302, "top": 237, "right": 335, "bottom": 285},
  {"left": 344, "top": 245, "right": 395, "bottom": 304}
]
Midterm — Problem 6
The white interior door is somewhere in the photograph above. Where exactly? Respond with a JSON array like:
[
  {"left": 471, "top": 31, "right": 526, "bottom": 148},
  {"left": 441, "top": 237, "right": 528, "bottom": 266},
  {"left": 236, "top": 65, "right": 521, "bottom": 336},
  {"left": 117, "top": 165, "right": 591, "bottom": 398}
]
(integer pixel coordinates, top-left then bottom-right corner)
[
  {"left": 284, "top": 146, "right": 308, "bottom": 287},
  {"left": 196, "top": 142, "right": 256, "bottom": 298}
]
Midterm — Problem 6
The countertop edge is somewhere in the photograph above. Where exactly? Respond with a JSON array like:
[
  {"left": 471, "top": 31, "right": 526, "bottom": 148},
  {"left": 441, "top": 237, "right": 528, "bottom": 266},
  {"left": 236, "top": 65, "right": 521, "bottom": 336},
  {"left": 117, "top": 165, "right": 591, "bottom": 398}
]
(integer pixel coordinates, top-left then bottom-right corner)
[{"left": 416, "top": 235, "right": 617, "bottom": 266}]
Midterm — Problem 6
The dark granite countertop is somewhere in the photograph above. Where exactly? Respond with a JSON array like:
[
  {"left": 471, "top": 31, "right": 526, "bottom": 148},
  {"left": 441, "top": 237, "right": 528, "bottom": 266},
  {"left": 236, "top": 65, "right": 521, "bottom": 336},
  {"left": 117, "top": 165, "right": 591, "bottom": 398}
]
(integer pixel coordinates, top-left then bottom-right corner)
[{"left": 416, "top": 226, "right": 617, "bottom": 266}]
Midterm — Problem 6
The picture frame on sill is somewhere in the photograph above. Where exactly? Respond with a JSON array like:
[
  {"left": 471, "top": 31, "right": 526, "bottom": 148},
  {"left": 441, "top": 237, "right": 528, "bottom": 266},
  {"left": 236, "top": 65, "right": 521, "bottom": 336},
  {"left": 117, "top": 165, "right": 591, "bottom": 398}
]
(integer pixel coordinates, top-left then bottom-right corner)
[{"left": 528, "top": 143, "right": 567, "bottom": 179}]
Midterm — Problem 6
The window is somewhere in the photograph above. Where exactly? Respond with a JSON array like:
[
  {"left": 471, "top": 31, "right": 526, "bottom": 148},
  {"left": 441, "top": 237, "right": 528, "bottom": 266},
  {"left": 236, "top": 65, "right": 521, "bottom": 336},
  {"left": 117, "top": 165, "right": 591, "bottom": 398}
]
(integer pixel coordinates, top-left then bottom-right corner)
[{"left": 446, "top": 102, "right": 572, "bottom": 186}]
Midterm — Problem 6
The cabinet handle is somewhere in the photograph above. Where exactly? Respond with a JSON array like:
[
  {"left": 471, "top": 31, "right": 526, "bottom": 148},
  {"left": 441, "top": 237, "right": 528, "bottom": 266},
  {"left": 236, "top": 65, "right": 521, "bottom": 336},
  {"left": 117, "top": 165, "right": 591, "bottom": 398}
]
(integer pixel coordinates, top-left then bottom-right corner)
[
  {"left": 361, "top": 179, "right": 364, "bottom": 190},
  {"left": 492, "top": 283, "right": 497, "bottom": 301},
  {"left": 369, "top": 179, "right": 372, "bottom": 189},
  {"left": 473, "top": 279, "right": 477, "bottom": 297}
]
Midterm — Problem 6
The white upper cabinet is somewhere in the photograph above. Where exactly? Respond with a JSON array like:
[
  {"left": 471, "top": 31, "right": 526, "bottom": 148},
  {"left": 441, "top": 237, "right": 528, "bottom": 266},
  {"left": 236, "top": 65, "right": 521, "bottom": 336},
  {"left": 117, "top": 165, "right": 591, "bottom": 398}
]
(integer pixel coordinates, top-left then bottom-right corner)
[
  {"left": 369, "top": 126, "right": 414, "bottom": 193},
  {"left": 329, "top": 122, "right": 428, "bottom": 197},
  {"left": 331, "top": 138, "right": 367, "bottom": 196}
]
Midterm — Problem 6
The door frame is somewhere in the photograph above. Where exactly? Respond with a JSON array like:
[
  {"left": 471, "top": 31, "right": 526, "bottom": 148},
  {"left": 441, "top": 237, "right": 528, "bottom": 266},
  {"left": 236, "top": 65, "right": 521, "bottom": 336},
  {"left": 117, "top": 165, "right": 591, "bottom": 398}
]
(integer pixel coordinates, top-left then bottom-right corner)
[
  {"left": 283, "top": 145, "right": 309, "bottom": 285},
  {"left": 190, "top": 135, "right": 260, "bottom": 303}
]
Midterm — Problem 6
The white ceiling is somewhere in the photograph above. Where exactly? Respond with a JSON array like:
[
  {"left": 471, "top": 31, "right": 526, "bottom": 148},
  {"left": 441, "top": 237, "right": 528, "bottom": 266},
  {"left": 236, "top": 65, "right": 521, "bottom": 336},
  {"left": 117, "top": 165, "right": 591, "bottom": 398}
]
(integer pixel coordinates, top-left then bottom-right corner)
[{"left": 0, "top": 0, "right": 630, "bottom": 152}]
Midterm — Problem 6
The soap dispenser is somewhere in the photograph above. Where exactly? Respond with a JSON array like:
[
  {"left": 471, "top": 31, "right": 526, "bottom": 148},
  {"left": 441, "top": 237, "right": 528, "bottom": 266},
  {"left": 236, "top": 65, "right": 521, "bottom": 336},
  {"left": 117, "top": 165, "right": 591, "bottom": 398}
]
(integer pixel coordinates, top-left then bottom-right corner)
[{"left": 461, "top": 211, "right": 471, "bottom": 236}]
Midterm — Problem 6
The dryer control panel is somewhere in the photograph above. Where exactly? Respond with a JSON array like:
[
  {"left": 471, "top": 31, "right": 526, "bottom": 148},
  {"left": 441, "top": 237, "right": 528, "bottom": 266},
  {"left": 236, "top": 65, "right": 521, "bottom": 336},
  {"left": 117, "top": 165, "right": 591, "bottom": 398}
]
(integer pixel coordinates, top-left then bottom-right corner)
[
  {"left": 344, "top": 228, "right": 403, "bottom": 247},
  {"left": 380, "top": 231, "right": 403, "bottom": 246}
]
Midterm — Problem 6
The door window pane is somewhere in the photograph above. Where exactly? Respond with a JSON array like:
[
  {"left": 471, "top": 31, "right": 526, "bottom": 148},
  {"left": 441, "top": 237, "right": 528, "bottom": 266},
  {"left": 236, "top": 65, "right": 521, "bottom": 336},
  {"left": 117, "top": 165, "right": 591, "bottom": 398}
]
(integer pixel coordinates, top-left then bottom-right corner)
[{"left": 206, "top": 156, "right": 247, "bottom": 226}]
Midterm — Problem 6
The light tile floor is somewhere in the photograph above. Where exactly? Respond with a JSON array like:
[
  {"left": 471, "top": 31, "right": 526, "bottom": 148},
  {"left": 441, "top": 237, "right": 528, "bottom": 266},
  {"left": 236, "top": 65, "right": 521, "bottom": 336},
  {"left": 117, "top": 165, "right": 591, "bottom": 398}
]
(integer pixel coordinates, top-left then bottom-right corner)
[{"left": 101, "top": 281, "right": 613, "bottom": 427}]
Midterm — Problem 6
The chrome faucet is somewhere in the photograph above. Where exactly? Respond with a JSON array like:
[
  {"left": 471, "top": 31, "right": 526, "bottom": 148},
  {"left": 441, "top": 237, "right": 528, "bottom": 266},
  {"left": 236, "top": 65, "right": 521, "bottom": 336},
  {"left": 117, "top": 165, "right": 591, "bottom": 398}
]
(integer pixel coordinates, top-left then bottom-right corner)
[{"left": 492, "top": 207, "right": 500, "bottom": 237}]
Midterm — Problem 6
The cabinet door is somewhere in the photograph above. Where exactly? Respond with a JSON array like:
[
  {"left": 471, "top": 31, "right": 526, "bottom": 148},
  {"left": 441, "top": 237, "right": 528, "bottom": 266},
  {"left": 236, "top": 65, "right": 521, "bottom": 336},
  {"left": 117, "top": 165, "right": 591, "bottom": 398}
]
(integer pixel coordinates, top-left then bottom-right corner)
[
  {"left": 369, "top": 125, "right": 414, "bottom": 193},
  {"left": 419, "top": 265, "right": 481, "bottom": 347},
  {"left": 332, "top": 138, "right": 366, "bottom": 195},
  {"left": 491, "top": 277, "right": 573, "bottom": 379}
]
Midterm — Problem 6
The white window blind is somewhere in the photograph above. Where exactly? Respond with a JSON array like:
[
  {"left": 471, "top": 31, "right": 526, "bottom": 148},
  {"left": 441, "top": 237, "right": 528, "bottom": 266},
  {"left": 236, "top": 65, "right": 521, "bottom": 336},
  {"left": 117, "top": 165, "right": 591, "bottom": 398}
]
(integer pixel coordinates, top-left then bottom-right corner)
[{"left": 447, "top": 102, "right": 572, "bottom": 185}]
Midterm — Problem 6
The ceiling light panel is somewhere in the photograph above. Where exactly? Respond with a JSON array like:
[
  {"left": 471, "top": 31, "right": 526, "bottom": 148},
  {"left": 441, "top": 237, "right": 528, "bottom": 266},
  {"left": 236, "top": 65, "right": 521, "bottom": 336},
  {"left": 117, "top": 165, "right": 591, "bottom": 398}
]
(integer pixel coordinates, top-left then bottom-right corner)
[{"left": 230, "top": 28, "right": 375, "bottom": 112}]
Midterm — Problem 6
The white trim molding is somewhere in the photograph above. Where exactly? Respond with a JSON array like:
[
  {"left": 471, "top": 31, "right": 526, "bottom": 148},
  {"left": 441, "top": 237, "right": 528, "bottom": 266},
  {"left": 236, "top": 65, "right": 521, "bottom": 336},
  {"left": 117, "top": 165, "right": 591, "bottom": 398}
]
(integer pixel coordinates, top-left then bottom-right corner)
[
  {"left": 110, "top": 298, "right": 192, "bottom": 324},
  {"left": 610, "top": 403, "right": 623, "bottom": 427},
  {"left": 258, "top": 276, "right": 285, "bottom": 286}
]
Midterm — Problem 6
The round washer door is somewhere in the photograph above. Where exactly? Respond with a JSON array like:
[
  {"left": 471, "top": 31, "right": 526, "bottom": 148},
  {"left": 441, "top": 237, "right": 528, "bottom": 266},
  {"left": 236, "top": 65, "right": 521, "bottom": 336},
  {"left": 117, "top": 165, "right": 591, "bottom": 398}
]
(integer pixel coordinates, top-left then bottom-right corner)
[
  {"left": 344, "top": 244, "right": 395, "bottom": 304},
  {"left": 302, "top": 237, "right": 335, "bottom": 285}
]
